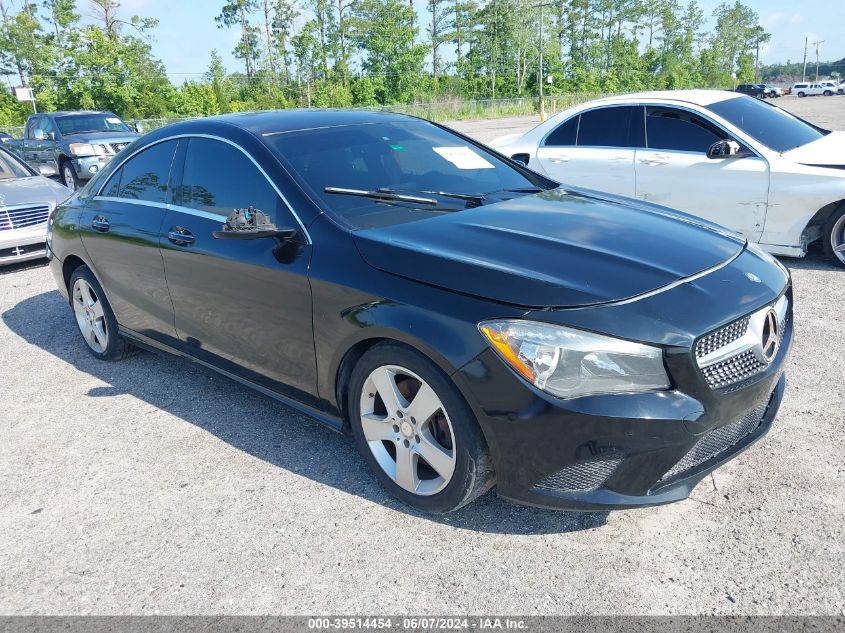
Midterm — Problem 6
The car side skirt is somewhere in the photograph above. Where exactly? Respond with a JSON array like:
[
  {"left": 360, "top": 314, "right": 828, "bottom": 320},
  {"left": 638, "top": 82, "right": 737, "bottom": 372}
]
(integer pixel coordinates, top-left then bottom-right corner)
[{"left": 120, "top": 328, "right": 345, "bottom": 433}]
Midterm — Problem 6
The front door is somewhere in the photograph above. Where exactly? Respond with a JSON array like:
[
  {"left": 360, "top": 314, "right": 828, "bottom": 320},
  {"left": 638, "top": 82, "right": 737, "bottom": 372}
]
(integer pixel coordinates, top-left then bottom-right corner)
[
  {"left": 534, "top": 105, "right": 641, "bottom": 197},
  {"left": 159, "top": 136, "right": 317, "bottom": 403},
  {"left": 635, "top": 106, "right": 769, "bottom": 240},
  {"left": 78, "top": 139, "right": 180, "bottom": 341}
]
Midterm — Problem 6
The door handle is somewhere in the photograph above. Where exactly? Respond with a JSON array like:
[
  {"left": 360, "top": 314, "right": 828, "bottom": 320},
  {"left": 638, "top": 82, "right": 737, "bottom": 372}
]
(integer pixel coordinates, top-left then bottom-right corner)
[
  {"left": 91, "top": 216, "right": 110, "bottom": 232},
  {"left": 550, "top": 156, "right": 570, "bottom": 164},
  {"left": 167, "top": 228, "right": 195, "bottom": 246}
]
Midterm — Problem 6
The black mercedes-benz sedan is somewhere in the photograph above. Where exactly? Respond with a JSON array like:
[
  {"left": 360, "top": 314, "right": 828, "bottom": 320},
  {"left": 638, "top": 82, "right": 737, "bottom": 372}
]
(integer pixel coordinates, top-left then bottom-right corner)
[{"left": 46, "top": 110, "right": 792, "bottom": 513}]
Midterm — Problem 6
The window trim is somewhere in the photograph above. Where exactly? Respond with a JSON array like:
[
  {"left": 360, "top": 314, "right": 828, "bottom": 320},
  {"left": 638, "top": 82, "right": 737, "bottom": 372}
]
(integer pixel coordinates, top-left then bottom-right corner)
[{"left": 93, "top": 133, "right": 312, "bottom": 244}]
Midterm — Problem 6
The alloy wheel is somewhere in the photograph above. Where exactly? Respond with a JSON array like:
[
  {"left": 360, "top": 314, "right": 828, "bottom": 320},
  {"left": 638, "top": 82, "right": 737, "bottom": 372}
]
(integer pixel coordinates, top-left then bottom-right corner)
[
  {"left": 832, "top": 214, "right": 845, "bottom": 265},
  {"left": 72, "top": 278, "right": 108, "bottom": 353},
  {"left": 359, "top": 365, "right": 456, "bottom": 496},
  {"left": 63, "top": 165, "right": 76, "bottom": 191}
]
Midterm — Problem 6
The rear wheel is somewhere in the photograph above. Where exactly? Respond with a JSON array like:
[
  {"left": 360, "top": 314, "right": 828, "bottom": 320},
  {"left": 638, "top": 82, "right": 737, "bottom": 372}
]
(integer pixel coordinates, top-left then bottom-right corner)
[
  {"left": 69, "top": 266, "right": 139, "bottom": 360},
  {"left": 823, "top": 90, "right": 833, "bottom": 96},
  {"left": 348, "top": 343, "right": 494, "bottom": 513},
  {"left": 823, "top": 207, "right": 845, "bottom": 268},
  {"left": 797, "top": 91, "right": 806, "bottom": 97}
]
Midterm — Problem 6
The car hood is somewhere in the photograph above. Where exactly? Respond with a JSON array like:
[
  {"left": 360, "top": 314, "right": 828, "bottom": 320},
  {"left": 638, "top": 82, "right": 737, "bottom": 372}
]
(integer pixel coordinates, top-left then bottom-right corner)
[
  {"left": 784, "top": 130, "right": 845, "bottom": 168},
  {"left": 0, "top": 176, "right": 72, "bottom": 207},
  {"left": 489, "top": 132, "right": 524, "bottom": 149},
  {"left": 62, "top": 131, "right": 139, "bottom": 144},
  {"left": 353, "top": 188, "right": 746, "bottom": 308}
]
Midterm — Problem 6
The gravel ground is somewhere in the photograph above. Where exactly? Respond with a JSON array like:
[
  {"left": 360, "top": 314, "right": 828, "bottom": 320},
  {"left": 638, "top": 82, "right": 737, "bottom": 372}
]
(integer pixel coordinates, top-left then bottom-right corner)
[{"left": 1, "top": 94, "right": 844, "bottom": 616}]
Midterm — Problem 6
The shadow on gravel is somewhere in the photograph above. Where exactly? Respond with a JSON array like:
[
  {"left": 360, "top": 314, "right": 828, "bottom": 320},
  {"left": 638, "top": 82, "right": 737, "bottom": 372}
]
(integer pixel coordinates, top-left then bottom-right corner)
[{"left": 3, "top": 289, "right": 608, "bottom": 535}]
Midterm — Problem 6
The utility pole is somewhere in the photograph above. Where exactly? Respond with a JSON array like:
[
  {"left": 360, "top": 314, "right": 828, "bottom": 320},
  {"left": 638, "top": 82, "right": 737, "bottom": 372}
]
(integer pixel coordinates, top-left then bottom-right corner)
[
  {"left": 533, "top": 1, "right": 552, "bottom": 120},
  {"left": 801, "top": 36, "right": 808, "bottom": 82},
  {"left": 812, "top": 39, "right": 825, "bottom": 81}
]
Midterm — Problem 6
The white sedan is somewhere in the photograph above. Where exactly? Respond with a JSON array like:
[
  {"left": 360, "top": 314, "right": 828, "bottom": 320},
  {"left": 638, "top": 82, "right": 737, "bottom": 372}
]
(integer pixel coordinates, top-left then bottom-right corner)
[{"left": 491, "top": 90, "right": 845, "bottom": 267}]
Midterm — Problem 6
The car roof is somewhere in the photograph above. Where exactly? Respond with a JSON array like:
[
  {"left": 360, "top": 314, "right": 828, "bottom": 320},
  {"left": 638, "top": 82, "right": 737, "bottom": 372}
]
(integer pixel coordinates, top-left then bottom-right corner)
[
  {"left": 46, "top": 111, "right": 118, "bottom": 117},
  {"left": 190, "top": 109, "right": 413, "bottom": 137},
  {"left": 581, "top": 89, "right": 742, "bottom": 107}
]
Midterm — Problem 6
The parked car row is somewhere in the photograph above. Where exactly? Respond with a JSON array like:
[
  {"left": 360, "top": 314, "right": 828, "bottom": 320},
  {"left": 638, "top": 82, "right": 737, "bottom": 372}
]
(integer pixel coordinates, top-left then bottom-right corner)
[{"left": 735, "top": 84, "right": 782, "bottom": 98}]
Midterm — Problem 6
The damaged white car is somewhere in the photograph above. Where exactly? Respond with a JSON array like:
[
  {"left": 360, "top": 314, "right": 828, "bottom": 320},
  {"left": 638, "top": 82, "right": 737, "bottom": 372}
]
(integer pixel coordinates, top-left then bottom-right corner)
[{"left": 491, "top": 90, "right": 845, "bottom": 267}]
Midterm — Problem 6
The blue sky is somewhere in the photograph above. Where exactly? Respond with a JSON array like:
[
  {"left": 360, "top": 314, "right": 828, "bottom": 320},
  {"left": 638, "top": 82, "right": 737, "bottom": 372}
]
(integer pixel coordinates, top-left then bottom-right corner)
[{"left": 81, "top": 0, "right": 845, "bottom": 80}]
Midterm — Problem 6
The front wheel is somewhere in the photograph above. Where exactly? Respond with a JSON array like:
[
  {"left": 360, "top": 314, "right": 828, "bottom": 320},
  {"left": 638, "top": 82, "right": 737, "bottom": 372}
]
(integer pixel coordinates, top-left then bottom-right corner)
[
  {"left": 823, "top": 207, "right": 845, "bottom": 268},
  {"left": 823, "top": 90, "right": 833, "bottom": 96},
  {"left": 61, "top": 161, "right": 80, "bottom": 191},
  {"left": 348, "top": 343, "right": 494, "bottom": 513}
]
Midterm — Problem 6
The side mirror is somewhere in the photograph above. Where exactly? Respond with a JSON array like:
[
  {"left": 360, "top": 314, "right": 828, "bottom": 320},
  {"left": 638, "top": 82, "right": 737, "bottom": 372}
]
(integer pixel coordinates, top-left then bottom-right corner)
[
  {"left": 707, "top": 139, "right": 742, "bottom": 159},
  {"left": 47, "top": 131, "right": 56, "bottom": 141},
  {"left": 32, "top": 129, "right": 45, "bottom": 141},
  {"left": 38, "top": 165, "right": 57, "bottom": 177},
  {"left": 212, "top": 207, "right": 297, "bottom": 242},
  {"left": 133, "top": 122, "right": 145, "bottom": 134}
]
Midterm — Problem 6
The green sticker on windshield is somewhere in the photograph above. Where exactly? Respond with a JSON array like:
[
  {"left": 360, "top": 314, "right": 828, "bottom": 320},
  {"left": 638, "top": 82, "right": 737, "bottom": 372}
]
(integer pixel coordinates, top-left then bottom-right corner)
[{"left": 389, "top": 144, "right": 405, "bottom": 151}]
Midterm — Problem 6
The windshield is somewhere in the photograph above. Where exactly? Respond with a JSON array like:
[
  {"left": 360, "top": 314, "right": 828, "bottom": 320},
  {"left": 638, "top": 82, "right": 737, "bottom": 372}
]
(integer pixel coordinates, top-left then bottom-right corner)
[
  {"left": 0, "top": 149, "right": 33, "bottom": 180},
  {"left": 708, "top": 95, "right": 825, "bottom": 153},
  {"left": 55, "top": 114, "right": 131, "bottom": 135},
  {"left": 267, "top": 120, "right": 543, "bottom": 229}
]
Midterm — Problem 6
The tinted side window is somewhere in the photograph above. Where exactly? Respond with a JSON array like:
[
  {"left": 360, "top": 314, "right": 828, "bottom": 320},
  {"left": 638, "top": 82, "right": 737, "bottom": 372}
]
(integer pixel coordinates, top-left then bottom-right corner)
[
  {"left": 645, "top": 107, "right": 724, "bottom": 153},
  {"left": 107, "top": 140, "right": 178, "bottom": 203},
  {"left": 545, "top": 116, "right": 578, "bottom": 146},
  {"left": 577, "top": 106, "right": 641, "bottom": 148},
  {"left": 102, "top": 167, "right": 123, "bottom": 197},
  {"left": 176, "top": 138, "right": 280, "bottom": 219}
]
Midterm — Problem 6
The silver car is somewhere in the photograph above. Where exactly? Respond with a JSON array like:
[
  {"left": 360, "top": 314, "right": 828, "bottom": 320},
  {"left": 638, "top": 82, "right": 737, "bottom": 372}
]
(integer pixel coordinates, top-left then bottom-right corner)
[{"left": 0, "top": 146, "right": 72, "bottom": 265}]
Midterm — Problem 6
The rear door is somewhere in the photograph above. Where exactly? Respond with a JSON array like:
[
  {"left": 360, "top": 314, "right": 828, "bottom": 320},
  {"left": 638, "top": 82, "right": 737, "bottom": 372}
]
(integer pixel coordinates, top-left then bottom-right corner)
[
  {"left": 79, "top": 139, "right": 180, "bottom": 341},
  {"left": 535, "top": 105, "right": 642, "bottom": 197},
  {"left": 635, "top": 105, "right": 768, "bottom": 239},
  {"left": 160, "top": 136, "right": 316, "bottom": 402}
]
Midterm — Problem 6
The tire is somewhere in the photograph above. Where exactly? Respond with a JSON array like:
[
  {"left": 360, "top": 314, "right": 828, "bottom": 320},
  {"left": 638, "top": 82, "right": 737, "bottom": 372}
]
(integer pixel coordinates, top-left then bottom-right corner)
[
  {"left": 822, "top": 206, "right": 845, "bottom": 268},
  {"left": 61, "top": 160, "right": 80, "bottom": 192},
  {"left": 823, "top": 90, "right": 833, "bottom": 97},
  {"left": 348, "top": 343, "right": 494, "bottom": 513},
  {"left": 68, "top": 265, "right": 139, "bottom": 360},
  {"left": 797, "top": 92, "right": 806, "bottom": 98}
]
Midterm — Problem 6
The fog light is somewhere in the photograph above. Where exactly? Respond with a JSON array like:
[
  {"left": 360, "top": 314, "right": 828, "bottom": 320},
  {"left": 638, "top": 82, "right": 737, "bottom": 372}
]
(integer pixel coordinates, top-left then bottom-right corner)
[{"left": 89, "top": 165, "right": 98, "bottom": 174}]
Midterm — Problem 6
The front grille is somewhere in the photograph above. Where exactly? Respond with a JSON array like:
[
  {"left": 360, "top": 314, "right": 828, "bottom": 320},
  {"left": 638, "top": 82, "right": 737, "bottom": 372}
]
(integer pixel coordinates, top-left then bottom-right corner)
[
  {"left": 695, "top": 315, "right": 751, "bottom": 359},
  {"left": 695, "top": 296, "right": 788, "bottom": 390},
  {"left": 534, "top": 455, "right": 623, "bottom": 493},
  {"left": 109, "top": 142, "right": 129, "bottom": 153},
  {"left": 659, "top": 398, "right": 769, "bottom": 482},
  {"left": 0, "top": 205, "right": 50, "bottom": 231},
  {"left": 701, "top": 348, "right": 767, "bottom": 390}
]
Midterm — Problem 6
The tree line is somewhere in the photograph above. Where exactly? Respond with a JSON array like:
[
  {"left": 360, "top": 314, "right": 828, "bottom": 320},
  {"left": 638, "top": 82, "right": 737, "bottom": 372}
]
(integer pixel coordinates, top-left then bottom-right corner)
[{"left": 0, "top": 0, "right": 779, "bottom": 127}]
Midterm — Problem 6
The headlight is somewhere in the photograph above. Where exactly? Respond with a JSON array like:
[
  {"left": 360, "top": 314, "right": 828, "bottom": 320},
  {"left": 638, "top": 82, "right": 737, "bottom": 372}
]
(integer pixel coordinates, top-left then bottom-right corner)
[
  {"left": 478, "top": 320, "right": 670, "bottom": 399},
  {"left": 68, "top": 143, "right": 95, "bottom": 156}
]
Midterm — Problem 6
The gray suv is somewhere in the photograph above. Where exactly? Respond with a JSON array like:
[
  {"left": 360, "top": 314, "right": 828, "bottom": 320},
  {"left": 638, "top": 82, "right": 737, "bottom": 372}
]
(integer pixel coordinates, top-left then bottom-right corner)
[{"left": 7, "top": 112, "right": 140, "bottom": 192}]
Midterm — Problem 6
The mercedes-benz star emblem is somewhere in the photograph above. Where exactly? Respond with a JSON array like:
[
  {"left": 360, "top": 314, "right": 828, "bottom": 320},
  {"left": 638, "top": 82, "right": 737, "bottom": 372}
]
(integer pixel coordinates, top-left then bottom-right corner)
[{"left": 760, "top": 309, "right": 779, "bottom": 364}]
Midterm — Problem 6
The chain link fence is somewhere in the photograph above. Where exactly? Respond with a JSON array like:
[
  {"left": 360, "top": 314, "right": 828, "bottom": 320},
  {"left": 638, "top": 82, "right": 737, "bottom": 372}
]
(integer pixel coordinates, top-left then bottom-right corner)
[{"left": 1, "top": 93, "right": 608, "bottom": 140}]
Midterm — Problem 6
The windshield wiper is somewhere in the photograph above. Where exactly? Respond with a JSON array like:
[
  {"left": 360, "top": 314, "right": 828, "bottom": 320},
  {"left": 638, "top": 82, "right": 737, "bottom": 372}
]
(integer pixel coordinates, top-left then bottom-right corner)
[
  {"left": 324, "top": 187, "right": 440, "bottom": 206},
  {"left": 376, "top": 187, "right": 486, "bottom": 207}
]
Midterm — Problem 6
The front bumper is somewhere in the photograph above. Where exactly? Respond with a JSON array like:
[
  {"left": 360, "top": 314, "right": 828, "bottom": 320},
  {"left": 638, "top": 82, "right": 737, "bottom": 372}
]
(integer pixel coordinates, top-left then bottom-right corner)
[
  {"left": 453, "top": 281, "right": 793, "bottom": 511},
  {"left": 0, "top": 224, "right": 47, "bottom": 265},
  {"left": 71, "top": 155, "right": 114, "bottom": 181}
]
